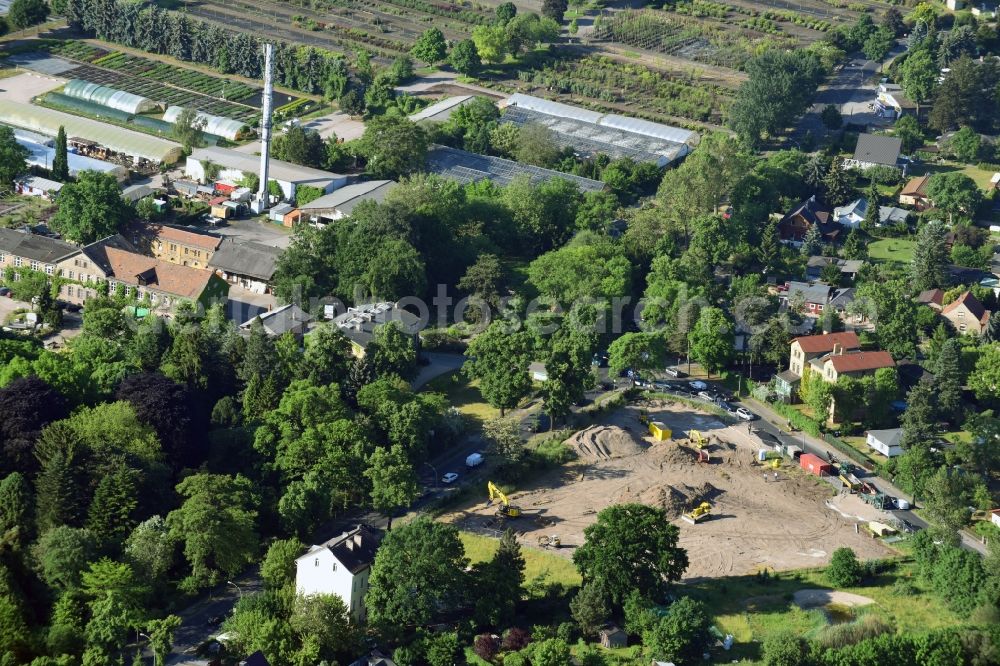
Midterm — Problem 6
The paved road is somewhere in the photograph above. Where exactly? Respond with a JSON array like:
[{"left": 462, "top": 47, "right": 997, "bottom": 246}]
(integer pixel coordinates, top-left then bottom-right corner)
[{"left": 793, "top": 45, "right": 906, "bottom": 145}]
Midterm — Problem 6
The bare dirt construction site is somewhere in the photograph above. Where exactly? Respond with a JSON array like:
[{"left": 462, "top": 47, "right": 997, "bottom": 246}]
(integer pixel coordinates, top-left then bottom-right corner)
[{"left": 443, "top": 399, "right": 892, "bottom": 579}]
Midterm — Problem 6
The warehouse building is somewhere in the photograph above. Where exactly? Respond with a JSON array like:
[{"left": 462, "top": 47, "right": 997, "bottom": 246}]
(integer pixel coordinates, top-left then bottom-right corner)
[
  {"left": 62, "top": 79, "right": 162, "bottom": 114},
  {"left": 162, "top": 106, "right": 251, "bottom": 141},
  {"left": 185, "top": 146, "right": 348, "bottom": 202},
  {"left": 294, "top": 180, "right": 397, "bottom": 225},
  {"left": 0, "top": 100, "right": 183, "bottom": 165},
  {"left": 499, "top": 93, "right": 697, "bottom": 167},
  {"left": 409, "top": 95, "right": 477, "bottom": 123}
]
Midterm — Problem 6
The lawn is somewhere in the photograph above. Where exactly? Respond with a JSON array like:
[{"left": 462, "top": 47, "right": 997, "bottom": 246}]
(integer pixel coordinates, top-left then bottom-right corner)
[
  {"left": 689, "top": 558, "right": 963, "bottom": 663},
  {"left": 868, "top": 238, "right": 916, "bottom": 264},
  {"left": 459, "top": 531, "right": 582, "bottom": 589},
  {"left": 423, "top": 370, "right": 499, "bottom": 423},
  {"left": 912, "top": 160, "right": 997, "bottom": 190}
]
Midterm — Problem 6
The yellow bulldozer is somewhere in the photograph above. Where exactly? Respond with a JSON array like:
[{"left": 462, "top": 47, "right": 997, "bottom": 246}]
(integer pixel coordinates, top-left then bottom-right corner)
[
  {"left": 487, "top": 481, "right": 521, "bottom": 519},
  {"left": 682, "top": 501, "right": 712, "bottom": 524}
]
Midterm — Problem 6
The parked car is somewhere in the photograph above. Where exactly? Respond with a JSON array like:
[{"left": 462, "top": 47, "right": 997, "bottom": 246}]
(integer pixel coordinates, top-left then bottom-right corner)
[
  {"left": 688, "top": 380, "right": 708, "bottom": 390},
  {"left": 664, "top": 366, "right": 686, "bottom": 378},
  {"left": 697, "top": 391, "right": 715, "bottom": 401},
  {"left": 465, "top": 453, "right": 484, "bottom": 468},
  {"left": 441, "top": 472, "right": 459, "bottom": 484},
  {"left": 717, "top": 401, "right": 736, "bottom": 414},
  {"left": 0, "top": 287, "right": 10, "bottom": 297},
  {"left": 735, "top": 407, "right": 757, "bottom": 421}
]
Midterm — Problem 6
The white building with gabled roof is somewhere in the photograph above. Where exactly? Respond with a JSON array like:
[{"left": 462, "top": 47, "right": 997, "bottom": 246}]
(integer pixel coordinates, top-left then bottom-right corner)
[{"left": 295, "top": 525, "right": 382, "bottom": 622}]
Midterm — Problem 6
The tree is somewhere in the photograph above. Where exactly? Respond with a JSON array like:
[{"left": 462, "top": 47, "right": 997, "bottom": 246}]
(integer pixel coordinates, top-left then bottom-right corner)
[
  {"left": 823, "top": 156, "right": 855, "bottom": 207},
  {"left": 541, "top": 0, "right": 568, "bottom": 22},
  {"left": 50, "top": 170, "right": 130, "bottom": 243},
  {"left": 365, "top": 445, "right": 419, "bottom": 529},
  {"left": 894, "top": 115, "right": 925, "bottom": 154},
  {"left": 969, "top": 344, "right": 1000, "bottom": 405},
  {"left": 923, "top": 467, "right": 973, "bottom": 535},
  {"left": 0, "top": 126, "right": 27, "bottom": 194},
  {"left": 911, "top": 220, "right": 950, "bottom": 291},
  {"left": 762, "top": 632, "right": 806, "bottom": 666},
  {"left": 800, "top": 223, "right": 822, "bottom": 257},
  {"left": 33, "top": 526, "right": 97, "bottom": 592},
  {"left": 146, "top": 615, "right": 182, "bottom": 666},
  {"left": 644, "top": 597, "right": 710, "bottom": 665},
  {"left": 514, "top": 122, "right": 561, "bottom": 168},
  {"left": 7, "top": 0, "right": 49, "bottom": 29},
  {"left": 934, "top": 338, "right": 964, "bottom": 423},
  {"left": 260, "top": 537, "right": 304, "bottom": 590},
  {"left": 820, "top": 104, "right": 842, "bottom": 130},
  {"left": 86, "top": 461, "right": 141, "bottom": 553},
  {"left": 172, "top": 107, "right": 206, "bottom": 152},
  {"left": 607, "top": 332, "right": 663, "bottom": 380},
  {"left": 570, "top": 582, "right": 610, "bottom": 637},
  {"left": 882, "top": 7, "right": 904, "bottom": 36},
  {"left": 688, "top": 307, "right": 734, "bottom": 376},
  {"left": 411, "top": 27, "right": 447, "bottom": 64},
  {"left": 0, "top": 472, "right": 32, "bottom": 553},
  {"left": 496, "top": 2, "right": 516, "bottom": 23},
  {"left": 471, "top": 528, "right": 524, "bottom": 627},
  {"left": 0, "top": 376, "right": 68, "bottom": 476},
  {"left": 464, "top": 323, "right": 533, "bottom": 416},
  {"left": 728, "top": 50, "right": 822, "bottom": 146},
  {"left": 927, "top": 173, "right": 981, "bottom": 224},
  {"left": 540, "top": 333, "right": 592, "bottom": 429},
  {"left": 52, "top": 126, "right": 69, "bottom": 181},
  {"left": 273, "top": 125, "right": 325, "bottom": 168},
  {"left": 449, "top": 38, "right": 482, "bottom": 76},
  {"left": 369, "top": 321, "right": 418, "bottom": 379},
  {"left": 863, "top": 26, "right": 895, "bottom": 69},
  {"left": 472, "top": 24, "right": 509, "bottom": 64},
  {"left": 899, "top": 49, "right": 938, "bottom": 112},
  {"left": 826, "top": 547, "right": 862, "bottom": 587},
  {"left": 166, "top": 473, "right": 258, "bottom": 592},
  {"left": 116, "top": 372, "right": 201, "bottom": 470},
  {"left": 573, "top": 504, "right": 688, "bottom": 605},
  {"left": 124, "top": 516, "right": 174, "bottom": 581},
  {"left": 458, "top": 253, "right": 505, "bottom": 308},
  {"left": 482, "top": 417, "right": 525, "bottom": 471},
  {"left": 357, "top": 115, "right": 428, "bottom": 178},
  {"left": 290, "top": 594, "right": 358, "bottom": 661},
  {"left": 946, "top": 126, "right": 980, "bottom": 163},
  {"left": 366, "top": 517, "right": 468, "bottom": 632},
  {"left": 302, "top": 324, "right": 353, "bottom": 386}
]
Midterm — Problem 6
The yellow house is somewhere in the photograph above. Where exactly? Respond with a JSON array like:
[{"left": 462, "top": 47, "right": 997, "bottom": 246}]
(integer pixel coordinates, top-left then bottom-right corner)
[{"left": 128, "top": 222, "right": 222, "bottom": 270}]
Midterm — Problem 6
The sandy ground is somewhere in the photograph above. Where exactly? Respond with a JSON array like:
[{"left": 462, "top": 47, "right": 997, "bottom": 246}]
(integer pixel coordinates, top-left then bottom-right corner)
[
  {"left": 0, "top": 71, "right": 65, "bottom": 104},
  {"left": 793, "top": 589, "right": 874, "bottom": 609},
  {"left": 444, "top": 400, "right": 892, "bottom": 579}
]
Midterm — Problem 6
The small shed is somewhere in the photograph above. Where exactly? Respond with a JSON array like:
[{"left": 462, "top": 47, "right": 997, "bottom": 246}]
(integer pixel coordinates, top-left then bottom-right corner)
[
  {"left": 269, "top": 202, "right": 294, "bottom": 224},
  {"left": 210, "top": 196, "right": 230, "bottom": 219},
  {"left": 800, "top": 453, "right": 833, "bottom": 476},
  {"left": 649, "top": 421, "right": 671, "bottom": 441},
  {"left": 600, "top": 626, "right": 627, "bottom": 649}
]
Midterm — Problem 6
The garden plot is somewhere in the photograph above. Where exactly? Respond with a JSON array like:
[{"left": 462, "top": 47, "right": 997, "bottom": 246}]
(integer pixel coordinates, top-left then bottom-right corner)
[{"left": 443, "top": 400, "right": 891, "bottom": 579}]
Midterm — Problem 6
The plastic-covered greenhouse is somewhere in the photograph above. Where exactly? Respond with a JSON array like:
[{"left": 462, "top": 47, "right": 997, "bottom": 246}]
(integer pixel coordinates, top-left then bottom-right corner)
[
  {"left": 162, "top": 106, "right": 250, "bottom": 141},
  {"left": 63, "top": 79, "right": 161, "bottom": 114}
]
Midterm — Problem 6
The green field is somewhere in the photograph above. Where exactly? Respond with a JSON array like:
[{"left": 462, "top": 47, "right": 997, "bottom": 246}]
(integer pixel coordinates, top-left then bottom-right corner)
[
  {"left": 459, "top": 531, "right": 582, "bottom": 589},
  {"left": 424, "top": 371, "right": 499, "bottom": 423},
  {"left": 868, "top": 238, "right": 916, "bottom": 264}
]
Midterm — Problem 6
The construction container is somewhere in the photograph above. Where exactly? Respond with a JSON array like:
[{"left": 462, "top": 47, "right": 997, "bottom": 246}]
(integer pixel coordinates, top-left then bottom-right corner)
[
  {"left": 800, "top": 453, "right": 833, "bottom": 476},
  {"left": 649, "top": 421, "right": 671, "bottom": 440}
]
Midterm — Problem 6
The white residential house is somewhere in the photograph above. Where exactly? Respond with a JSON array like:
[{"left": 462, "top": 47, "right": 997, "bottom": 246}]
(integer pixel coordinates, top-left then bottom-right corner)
[
  {"left": 832, "top": 199, "right": 867, "bottom": 228},
  {"left": 866, "top": 428, "right": 904, "bottom": 457},
  {"left": 295, "top": 525, "right": 381, "bottom": 622}
]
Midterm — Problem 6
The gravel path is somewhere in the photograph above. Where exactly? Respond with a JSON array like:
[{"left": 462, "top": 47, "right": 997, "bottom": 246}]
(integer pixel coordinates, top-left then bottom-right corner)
[{"left": 793, "top": 589, "right": 875, "bottom": 609}]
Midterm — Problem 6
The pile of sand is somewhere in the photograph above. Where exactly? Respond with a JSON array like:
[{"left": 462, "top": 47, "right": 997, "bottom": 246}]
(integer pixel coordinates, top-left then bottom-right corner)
[
  {"left": 565, "top": 425, "right": 646, "bottom": 462},
  {"left": 637, "top": 482, "right": 719, "bottom": 518}
]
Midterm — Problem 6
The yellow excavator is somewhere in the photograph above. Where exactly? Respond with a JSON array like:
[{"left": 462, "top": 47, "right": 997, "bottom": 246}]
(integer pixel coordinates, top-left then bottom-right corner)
[
  {"left": 689, "top": 430, "right": 708, "bottom": 449},
  {"left": 682, "top": 501, "right": 712, "bottom": 524},
  {"left": 487, "top": 481, "right": 521, "bottom": 519}
]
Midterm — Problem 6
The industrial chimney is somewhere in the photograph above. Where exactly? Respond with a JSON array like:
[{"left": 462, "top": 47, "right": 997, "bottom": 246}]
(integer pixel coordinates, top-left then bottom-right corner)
[{"left": 251, "top": 43, "right": 275, "bottom": 214}]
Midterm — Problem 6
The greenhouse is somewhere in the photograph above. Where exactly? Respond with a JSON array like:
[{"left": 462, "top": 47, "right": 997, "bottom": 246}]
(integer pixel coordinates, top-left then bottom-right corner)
[
  {"left": 63, "top": 79, "right": 161, "bottom": 114},
  {"left": 162, "top": 106, "right": 250, "bottom": 141},
  {"left": 0, "top": 100, "right": 183, "bottom": 165},
  {"left": 501, "top": 93, "right": 697, "bottom": 167}
]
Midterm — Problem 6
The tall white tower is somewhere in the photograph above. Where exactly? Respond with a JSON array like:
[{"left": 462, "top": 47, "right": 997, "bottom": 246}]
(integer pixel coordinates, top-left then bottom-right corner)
[{"left": 252, "top": 43, "right": 275, "bottom": 214}]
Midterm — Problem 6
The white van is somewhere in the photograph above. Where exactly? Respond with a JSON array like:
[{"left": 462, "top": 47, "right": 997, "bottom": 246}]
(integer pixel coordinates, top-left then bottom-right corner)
[{"left": 465, "top": 452, "right": 484, "bottom": 468}]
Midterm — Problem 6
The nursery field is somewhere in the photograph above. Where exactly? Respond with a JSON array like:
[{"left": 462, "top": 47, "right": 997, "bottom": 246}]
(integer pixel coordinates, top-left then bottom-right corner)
[{"left": 40, "top": 41, "right": 303, "bottom": 122}]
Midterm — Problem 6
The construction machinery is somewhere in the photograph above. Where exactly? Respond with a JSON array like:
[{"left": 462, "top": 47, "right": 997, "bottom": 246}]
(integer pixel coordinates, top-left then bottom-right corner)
[
  {"left": 537, "top": 535, "right": 561, "bottom": 548},
  {"left": 696, "top": 449, "right": 710, "bottom": 464},
  {"left": 487, "top": 481, "right": 521, "bottom": 519},
  {"left": 689, "top": 430, "right": 708, "bottom": 449},
  {"left": 682, "top": 501, "right": 712, "bottom": 524}
]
